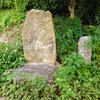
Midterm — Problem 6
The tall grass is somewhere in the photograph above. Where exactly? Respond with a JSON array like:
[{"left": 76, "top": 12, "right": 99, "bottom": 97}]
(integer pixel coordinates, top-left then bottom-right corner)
[
  {"left": 14, "top": 0, "right": 28, "bottom": 11},
  {"left": 0, "top": 0, "right": 3, "bottom": 9},
  {"left": 0, "top": 0, "right": 28, "bottom": 11}
]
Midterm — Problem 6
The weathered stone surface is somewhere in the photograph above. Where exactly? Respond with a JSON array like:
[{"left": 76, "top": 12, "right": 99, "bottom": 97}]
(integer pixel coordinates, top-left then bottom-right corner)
[
  {"left": 13, "top": 63, "right": 59, "bottom": 84},
  {"left": 22, "top": 9, "right": 56, "bottom": 64},
  {"left": 78, "top": 36, "right": 92, "bottom": 62},
  {"left": 0, "top": 97, "right": 6, "bottom": 100}
]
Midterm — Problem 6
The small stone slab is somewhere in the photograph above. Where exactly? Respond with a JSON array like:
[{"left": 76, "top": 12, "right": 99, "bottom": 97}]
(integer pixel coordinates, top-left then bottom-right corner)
[
  {"left": 22, "top": 9, "right": 56, "bottom": 64},
  {"left": 78, "top": 36, "right": 92, "bottom": 62},
  {"left": 13, "top": 63, "right": 58, "bottom": 83}
]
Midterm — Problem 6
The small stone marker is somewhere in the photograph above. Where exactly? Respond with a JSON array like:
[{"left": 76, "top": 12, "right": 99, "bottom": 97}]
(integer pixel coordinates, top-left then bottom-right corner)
[
  {"left": 78, "top": 36, "right": 92, "bottom": 62},
  {"left": 22, "top": 9, "right": 56, "bottom": 64}
]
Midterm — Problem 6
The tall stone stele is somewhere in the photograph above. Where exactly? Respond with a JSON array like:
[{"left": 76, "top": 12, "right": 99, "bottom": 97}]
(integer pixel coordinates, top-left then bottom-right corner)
[
  {"left": 78, "top": 36, "right": 92, "bottom": 63},
  {"left": 22, "top": 9, "right": 56, "bottom": 65}
]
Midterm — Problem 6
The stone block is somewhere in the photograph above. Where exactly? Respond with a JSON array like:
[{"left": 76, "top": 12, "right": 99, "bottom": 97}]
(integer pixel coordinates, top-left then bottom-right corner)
[
  {"left": 22, "top": 9, "right": 56, "bottom": 64},
  {"left": 13, "top": 63, "right": 59, "bottom": 84}
]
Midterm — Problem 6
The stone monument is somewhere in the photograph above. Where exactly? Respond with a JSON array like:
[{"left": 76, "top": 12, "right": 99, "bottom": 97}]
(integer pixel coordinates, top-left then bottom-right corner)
[
  {"left": 22, "top": 9, "right": 56, "bottom": 65},
  {"left": 78, "top": 36, "right": 92, "bottom": 62},
  {"left": 14, "top": 9, "right": 58, "bottom": 83}
]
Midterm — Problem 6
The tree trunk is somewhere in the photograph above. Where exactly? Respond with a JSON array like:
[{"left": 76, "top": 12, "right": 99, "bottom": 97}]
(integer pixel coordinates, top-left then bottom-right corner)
[{"left": 68, "top": 0, "right": 76, "bottom": 19}]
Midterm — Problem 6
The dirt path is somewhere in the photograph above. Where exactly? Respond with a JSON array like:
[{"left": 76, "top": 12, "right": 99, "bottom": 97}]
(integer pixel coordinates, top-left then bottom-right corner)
[{"left": 0, "top": 33, "right": 8, "bottom": 43}]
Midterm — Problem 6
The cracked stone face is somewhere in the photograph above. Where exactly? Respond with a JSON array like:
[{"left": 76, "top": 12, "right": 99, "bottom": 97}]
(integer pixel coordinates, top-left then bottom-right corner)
[{"left": 22, "top": 9, "right": 56, "bottom": 64}]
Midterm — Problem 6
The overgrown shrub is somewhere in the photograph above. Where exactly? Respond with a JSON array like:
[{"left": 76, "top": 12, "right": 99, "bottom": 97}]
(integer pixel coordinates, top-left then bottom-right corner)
[
  {"left": 90, "top": 26, "right": 100, "bottom": 65},
  {"left": 0, "top": 0, "right": 28, "bottom": 31},
  {"left": 81, "top": 25, "right": 100, "bottom": 66},
  {"left": 0, "top": 9, "right": 26, "bottom": 31},
  {"left": 2, "top": 0, "right": 28, "bottom": 11},
  {"left": 0, "top": 0, "right": 3, "bottom": 9},
  {"left": 26, "top": 0, "right": 68, "bottom": 14},
  {"left": 3, "top": 0, "right": 14, "bottom": 9},
  {"left": 0, "top": 76, "right": 58, "bottom": 100},
  {"left": 75, "top": 0, "right": 100, "bottom": 25},
  {"left": 0, "top": 39, "right": 26, "bottom": 85},
  {"left": 54, "top": 52, "right": 100, "bottom": 100},
  {"left": 54, "top": 16, "right": 83, "bottom": 63}
]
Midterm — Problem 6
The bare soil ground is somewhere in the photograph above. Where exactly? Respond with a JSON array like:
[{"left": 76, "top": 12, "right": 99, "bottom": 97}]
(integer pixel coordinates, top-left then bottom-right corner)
[
  {"left": 0, "top": 33, "right": 8, "bottom": 43},
  {"left": 0, "top": 24, "right": 23, "bottom": 43}
]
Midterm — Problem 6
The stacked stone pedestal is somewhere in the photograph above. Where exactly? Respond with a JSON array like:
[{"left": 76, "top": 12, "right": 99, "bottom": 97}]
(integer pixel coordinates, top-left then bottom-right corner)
[{"left": 14, "top": 9, "right": 57, "bottom": 83}]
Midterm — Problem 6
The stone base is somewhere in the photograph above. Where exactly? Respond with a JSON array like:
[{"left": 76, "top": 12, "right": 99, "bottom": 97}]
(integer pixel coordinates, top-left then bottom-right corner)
[{"left": 13, "top": 63, "right": 59, "bottom": 84}]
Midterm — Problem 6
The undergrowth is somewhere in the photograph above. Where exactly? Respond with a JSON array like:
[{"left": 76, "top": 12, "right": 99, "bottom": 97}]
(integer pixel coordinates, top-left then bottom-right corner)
[
  {"left": 0, "top": 9, "right": 100, "bottom": 100},
  {"left": 0, "top": 9, "right": 26, "bottom": 32},
  {"left": 54, "top": 52, "right": 100, "bottom": 100},
  {"left": 0, "top": 76, "right": 58, "bottom": 100},
  {"left": 0, "top": 38, "right": 26, "bottom": 87}
]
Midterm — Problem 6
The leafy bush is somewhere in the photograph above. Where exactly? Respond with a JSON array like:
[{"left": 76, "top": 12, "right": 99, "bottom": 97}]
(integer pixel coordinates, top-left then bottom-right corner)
[
  {"left": 0, "top": 76, "right": 58, "bottom": 100},
  {"left": 2, "top": 0, "right": 28, "bottom": 11},
  {"left": 26, "top": 0, "right": 68, "bottom": 14},
  {"left": 95, "top": 5, "right": 100, "bottom": 25},
  {"left": 75, "top": 0, "right": 100, "bottom": 25},
  {"left": 3, "top": 0, "right": 14, "bottom": 9},
  {"left": 0, "top": 0, "right": 3, "bottom": 9},
  {"left": 0, "top": 39, "right": 26, "bottom": 85},
  {"left": 0, "top": 6, "right": 100, "bottom": 100},
  {"left": 0, "top": 9, "right": 26, "bottom": 31},
  {"left": 54, "top": 16, "right": 83, "bottom": 63},
  {"left": 81, "top": 25, "right": 100, "bottom": 66},
  {"left": 90, "top": 26, "right": 100, "bottom": 65},
  {"left": 54, "top": 52, "right": 100, "bottom": 100},
  {"left": 14, "top": 0, "right": 28, "bottom": 12},
  {"left": 26, "top": 0, "right": 48, "bottom": 11}
]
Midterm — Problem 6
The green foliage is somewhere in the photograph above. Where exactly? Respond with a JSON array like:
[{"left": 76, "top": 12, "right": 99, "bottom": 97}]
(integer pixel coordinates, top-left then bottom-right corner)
[
  {"left": 3, "top": 0, "right": 14, "bottom": 9},
  {"left": 0, "top": 0, "right": 3, "bottom": 9},
  {"left": 14, "top": 0, "right": 28, "bottom": 12},
  {"left": 26, "top": 0, "right": 48, "bottom": 11},
  {"left": 95, "top": 4, "right": 100, "bottom": 25},
  {"left": 0, "top": 9, "right": 26, "bottom": 31},
  {"left": 54, "top": 52, "right": 100, "bottom": 100},
  {"left": 1, "top": 0, "right": 100, "bottom": 25},
  {"left": 0, "top": 39, "right": 26, "bottom": 85},
  {"left": 81, "top": 25, "right": 100, "bottom": 66},
  {"left": 2, "top": 0, "right": 28, "bottom": 11},
  {"left": 90, "top": 26, "right": 100, "bottom": 65},
  {"left": 0, "top": 5, "right": 100, "bottom": 99},
  {"left": 26, "top": 0, "right": 68, "bottom": 14},
  {"left": 54, "top": 16, "right": 83, "bottom": 62},
  {"left": 0, "top": 76, "right": 58, "bottom": 100},
  {"left": 0, "top": 0, "right": 28, "bottom": 30},
  {"left": 76, "top": 0, "right": 100, "bottom": 25}
]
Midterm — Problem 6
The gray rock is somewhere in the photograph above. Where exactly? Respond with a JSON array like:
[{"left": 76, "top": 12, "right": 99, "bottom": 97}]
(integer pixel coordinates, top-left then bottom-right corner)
[
  {"left": 13, "top": 63, "right": 59, "bottom": 84},
  {"left": 78, "top": 36, "right": 92, "bottom": 62},
  {"left": 22, "top": 9, "right": 56, "bottom": 64},
  {"left": 0, "top": 97, "right": 6, "bottom": 100}
]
